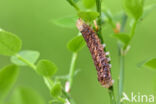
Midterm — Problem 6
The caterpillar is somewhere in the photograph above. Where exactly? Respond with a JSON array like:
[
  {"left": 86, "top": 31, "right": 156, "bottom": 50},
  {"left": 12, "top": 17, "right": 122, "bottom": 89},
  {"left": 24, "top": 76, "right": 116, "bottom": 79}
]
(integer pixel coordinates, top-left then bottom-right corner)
[{"left": 76, "top": 19, "right": 113, "bottom": 88}]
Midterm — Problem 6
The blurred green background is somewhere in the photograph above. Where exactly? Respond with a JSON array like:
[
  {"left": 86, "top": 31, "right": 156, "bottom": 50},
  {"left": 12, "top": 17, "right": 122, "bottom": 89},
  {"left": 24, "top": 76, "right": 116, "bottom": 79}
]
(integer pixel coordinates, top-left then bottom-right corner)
[{"left": 0, "top": 0, "right": 156, "bottom": 104}]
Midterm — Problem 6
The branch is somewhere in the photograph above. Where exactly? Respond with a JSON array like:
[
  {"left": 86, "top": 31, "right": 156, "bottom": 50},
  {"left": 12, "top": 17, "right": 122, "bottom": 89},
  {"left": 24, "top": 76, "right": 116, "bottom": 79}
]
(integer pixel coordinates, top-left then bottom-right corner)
[
  {"left": 66, "top": 0, "right": 80, "bottom": 11},
  {"left": 68, "top": 53, "right": 78, "bottom": 91},
  {"left": 96, "top": 0, "right": 104, "bottom": 43},
  {"left": 118, "top": 14, "right": 127, "bottom": 104},
  {"left": 96, "top": 0, "right": 116, "bottom": 104}
]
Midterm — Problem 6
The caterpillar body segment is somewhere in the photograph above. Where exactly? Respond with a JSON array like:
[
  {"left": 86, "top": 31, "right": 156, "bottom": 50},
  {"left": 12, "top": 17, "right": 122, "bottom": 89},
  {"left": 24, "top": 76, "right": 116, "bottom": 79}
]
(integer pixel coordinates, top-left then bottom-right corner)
[{"left": 76, "top": 19, "right": 113, "bottom": 88}]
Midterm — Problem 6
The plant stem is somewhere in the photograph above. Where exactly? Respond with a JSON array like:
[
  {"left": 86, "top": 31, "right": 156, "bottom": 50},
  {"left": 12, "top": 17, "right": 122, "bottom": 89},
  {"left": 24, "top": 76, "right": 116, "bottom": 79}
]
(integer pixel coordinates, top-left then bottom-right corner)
[
  {"left": 16, "top": 53, "right": 77, "bottom": 104},
  {"left": 15, "top": 54, "right": 68, "bottom": 103},
  {"left": 62, "top": 89, "right": 76, "bottom": 104},
  {"left": 15, "top": 54, "right": 53, "bottom": 89},
  {"left": 96, "top": 0, "right": 104, "bottom": 43},
  {"left": 130, "top": 20, "right": 137, "bottom": 39},
  {"left": 96, "top": 0, "right": 116, "bottom": 104},
  {"left": 118, "top": 53, "right": 124, "bottom": 104},
  {"left": 108, "top": 86, "right": 116, "bottom": 104},
  {"left": 118, "top": 15, "right": 138, "bottom": 104},
  {"left": 56, "top": 96, "right": 66, "bottom": 103},
  {"left": 44, "top": 77, "right": 54, "bottom": 90},
  {"left": 15, "top": 54, "right": 36, "bottom": 70},
  {"left": 120, "top": 14, "right": 128, "bottom": 32},
  {"left": 68, "top": 53, "right": 78, "bottom": 91},
  {"left": 108, "top": 84, "right": 116, "bottom": 104},
  {"left": 118, "top": 14, "right": 127, "bottom": 104},
  {"left": 66, "top": 0, "right": 80, "bottom": 11}
]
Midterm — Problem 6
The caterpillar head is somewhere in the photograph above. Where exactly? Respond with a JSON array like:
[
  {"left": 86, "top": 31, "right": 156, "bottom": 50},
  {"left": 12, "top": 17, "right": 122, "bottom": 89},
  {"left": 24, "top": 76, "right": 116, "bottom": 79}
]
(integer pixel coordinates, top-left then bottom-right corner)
[{"left": 76, "top": 19, "right": 84, "bottom": 31}]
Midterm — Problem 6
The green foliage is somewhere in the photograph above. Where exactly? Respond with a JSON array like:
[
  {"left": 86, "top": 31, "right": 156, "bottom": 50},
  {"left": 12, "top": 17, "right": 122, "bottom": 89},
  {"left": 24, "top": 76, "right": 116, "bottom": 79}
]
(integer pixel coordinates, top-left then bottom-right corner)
[
  {"left": 11, "top": 50, "right": 40, "bottom": 66},
  {"left": 122, "top": 0, "right": 144, "bottom": 20},
  {"left": 52, "top": 16, "right": 78, "bottom": 28},
  {"left": 0, "top": 65, "right": 19, "bottom": 102},
  {"left": 103, "top": 10, "right": 113, "bottom": 22},
  {"left": 66, "top": 0, "right": 80, "bottom": 11},
  {"left": 82, "top": 0, "right": 95, "bottom": 9},
  {"left": 78, "top": 11, "right": 99, "bottom": 22},
  {"left": 8, "top": 87, "right": 45, "bottom": 104},
  {"left": 143, "top": 58, "right": 156, "bottom": 69},
  {"left": 67, "top": 35, "right": 85, "bottom": 52},
  {"left": 0, "top": 0, "right": 154, "bottom": 104},
  {"left": 102, "top": 10, "right": 115, "bottom": 27},
  {"left": 0, "top": 30, "right": 22, "bottom": 56},
  {"left": 51, "top": 82, "right": 62, "bottom": 97},
  {"left": 112, "top": 33, "right": 130, "bottom": 45},
  {"left": 142, "top": 4, "right": 156, "bottom": 19},
  {"left": 37, "top": 59, "right": 57, "bottom": 77},
  {"left": 73, "top": 0, "right": 79, "bottom": 3},
  {"left": 49, "top": 100, "right": 63, "bottom": 104}
]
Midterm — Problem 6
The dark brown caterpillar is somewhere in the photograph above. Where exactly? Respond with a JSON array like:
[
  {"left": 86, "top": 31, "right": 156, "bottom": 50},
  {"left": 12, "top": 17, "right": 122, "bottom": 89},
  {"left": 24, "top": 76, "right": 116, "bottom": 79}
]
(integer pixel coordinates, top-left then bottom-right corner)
[{"left": 76, "top": 19, "right": 113, "bottom": 88}]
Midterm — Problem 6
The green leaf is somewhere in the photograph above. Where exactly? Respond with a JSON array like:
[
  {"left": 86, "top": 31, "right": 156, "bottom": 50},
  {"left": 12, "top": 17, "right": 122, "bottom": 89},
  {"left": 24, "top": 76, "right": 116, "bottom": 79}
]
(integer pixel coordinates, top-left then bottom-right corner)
[
  {"left": 144, "top": 58, "right": 156, "bottom": 69},
  {"left": 51, "top": 82, "right": 62, "bottom": 97},
  {"left": 67, "top": 35, "right": 85, "bottom": 52},
  {"left": 0, "top": 30, "right": 22, "bottom": 56},
  {"left": 8, "top": 87, "right": 45, "bottom": 104},
  {"left": 142, "top": 4, "right": 156, "bottom": 19},
  {"left": 37, "top": 59, "right": 57, "bottom": 77},
  {"left": 73, "top": 0, "right": 79, "bottom": 3},
  {"left": 112, "top": 33, "right": 130, "bottom": 45},
  {"left": 0, "top": 65, "right": 19, "bottom": 102},
  {"left": 122, "top": 0, "right": 144, "bottom": 20},
  {"left": 82, "top": 0, "right": 95, "bottom": 9},
  {"left": 49, "top": 99, "right": 63, "bottom": 104},
  {"left": 102, "top": 10, "right": 115, "bottom": 27},
  {"left": 52, "top": 16, "right": 78, "bottom": 28},
  {"left": 78, "top": 11, "right": 99, "bottom": 22},
  {"left": 103, "top": 10, "right": 113, "bottom": 22},
  {"left": 11, "top": 50, "right": 40, "bottom": 66}
]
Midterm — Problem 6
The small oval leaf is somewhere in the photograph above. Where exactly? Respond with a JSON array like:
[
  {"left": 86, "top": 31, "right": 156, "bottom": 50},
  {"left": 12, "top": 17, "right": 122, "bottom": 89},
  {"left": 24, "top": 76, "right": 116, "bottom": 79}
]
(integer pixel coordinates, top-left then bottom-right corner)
[
  {"left": 0, "top": 30, "right": 22, "bottom": 56},
  {"left": 78, "top": 11, "right": 99, "bottom": 22},
  {"left": 102, "top": 10, "right": 114, "bottom": 25},
  {"left": 51, "top": 82, "right": 62, "bottom": 97},
  {"left": 0, "top": 65, "right": 19, "bottom": 102},
  {"left": 142, "top": 4, "right": 156, "bottom": 19},
  {"left": 122, "top": 0, "right": 144, "bottom": 20},
  {"left": 144, "top": 58, "right": 156, "bottom": 70},
  {"left": 11, "top": 50, "right": 40, "bottom": 66},
  {"left": 82, "top": 0, "right": 95, "bottom": 9},
  {"left": 52, "top": 16, "right": 78, "bottom": 28},
  {"left": 37, "top": 59, "right": 57, "bottom": 77},
  {"left": 67, "top": 35, "right": 85, "bottom": 52},
  {"left": 112, "top": 33, "right": 130, "bottom": 45}
]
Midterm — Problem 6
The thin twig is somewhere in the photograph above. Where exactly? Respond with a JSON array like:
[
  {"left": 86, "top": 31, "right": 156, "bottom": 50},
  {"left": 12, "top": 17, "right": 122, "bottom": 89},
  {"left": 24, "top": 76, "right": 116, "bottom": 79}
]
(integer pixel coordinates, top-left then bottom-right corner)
[
  {"left": 96, "top": 0, "right": 104, "bottom": 43},
  {"left": 96, "top": 0, "right": 116, "bottom": 104},
  {"left": 130, "top": 20, "right": 137, "bottom": 39},
  {"left": 62, "top": 89, "right": 76, "bottom": 104},
  {"left": 15, "top": 54, "right": 36, "bottom": 70},
  {"left": 118, "top": 53, "right": 124, "bottom": 104},
  {"left": 68, "top": 53, "right": 78, "bottom": 91},
  {"left": 108, "top": 86, "right": 116, "bottom": 104},
  {"left": 66, "top": 0, "right": 80, "bottom": 11},
  {"left": 15, "top": 54, "right": 66, "bottom": 103},
  {"left": 118, "top": 14, "right": 127, "bottom": 104}
]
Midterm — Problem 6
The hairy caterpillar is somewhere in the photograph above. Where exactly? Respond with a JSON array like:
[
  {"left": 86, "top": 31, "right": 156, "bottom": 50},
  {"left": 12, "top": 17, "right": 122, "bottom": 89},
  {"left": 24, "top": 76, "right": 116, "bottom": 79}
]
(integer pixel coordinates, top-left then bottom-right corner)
[{"left": 76, "top": 19, "right": 113, "bottom": 88}]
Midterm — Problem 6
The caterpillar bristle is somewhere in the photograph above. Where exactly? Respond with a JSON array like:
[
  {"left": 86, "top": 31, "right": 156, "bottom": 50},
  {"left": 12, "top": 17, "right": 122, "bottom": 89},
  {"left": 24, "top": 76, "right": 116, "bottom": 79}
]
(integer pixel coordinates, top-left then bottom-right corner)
[
  {"left": 107, "top": 57, "right": 111, "bottom": 62},
  {"left": 102, "top": 44, "right": 106, "bottom": 48},
  {"left": 109, "top": 64, "right": 112, "bottom": 68},
  {"left": 106, "top": 52, "right": 110, "bottom": 56},
  {"left": 76, "top": 19, "right": 113, "bottom": 88}
]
